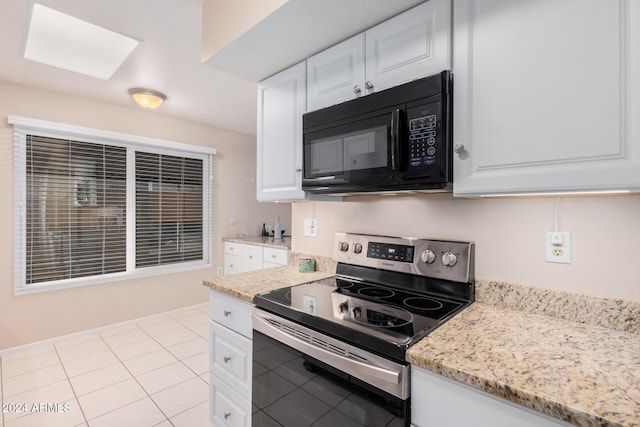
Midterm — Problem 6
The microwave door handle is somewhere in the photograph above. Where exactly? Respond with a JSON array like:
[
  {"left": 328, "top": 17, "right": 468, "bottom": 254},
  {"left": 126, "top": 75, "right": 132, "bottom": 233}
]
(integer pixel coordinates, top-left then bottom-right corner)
[{"left": 391, "top": 109, "right": 402, "bottom": 171}]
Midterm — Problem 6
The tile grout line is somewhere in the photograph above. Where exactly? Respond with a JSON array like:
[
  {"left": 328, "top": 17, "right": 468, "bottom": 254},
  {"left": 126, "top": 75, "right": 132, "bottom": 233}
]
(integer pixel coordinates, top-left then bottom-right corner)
[
  {"left": 1, "top": 307, "right": 210, "bottom": 427},
  {"left": 0, "top": 303, "right": 209, "bottom": 359},
  {"left": 98, "top": 322, "right": 174, "bottom": 426},
  {"left": 138, "top": 325, "right": 209, "bottom": 423},
  {"left": 127, "top": 316, "right": 209, "bottom": 425},
  {"left": 52, "top": 341, "right": 90, "bottom": 427}
]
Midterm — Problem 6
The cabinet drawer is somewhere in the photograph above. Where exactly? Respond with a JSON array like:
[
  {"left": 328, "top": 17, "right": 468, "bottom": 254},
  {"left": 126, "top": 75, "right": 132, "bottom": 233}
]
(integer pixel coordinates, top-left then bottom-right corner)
[
  {"left": 243, "top": 245, "right": 263, "bottom": 270},
  {"left": 263, "top": 247, "right": 288, "bottom": 266},
  {"left": 210, "top": 321, "right": 252, "bottom": 396},
  {"left": 210, "top": 373, "right": 250, "bottom": 427},
  {"left": 224, "top": 241, "right": 243, "bottom": 255},
  {"left": 223, "top": 253, "right": 242, "bottom": 275},
  {"left": 209, "top": 290, "right": 253, "bottom": 338}
]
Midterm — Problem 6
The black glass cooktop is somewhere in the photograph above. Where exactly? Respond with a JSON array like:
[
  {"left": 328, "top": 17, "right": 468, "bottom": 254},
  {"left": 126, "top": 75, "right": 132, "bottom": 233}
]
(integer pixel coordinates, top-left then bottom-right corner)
[{"left": 254, "top": 276, "right": 468, "bottom": 361}]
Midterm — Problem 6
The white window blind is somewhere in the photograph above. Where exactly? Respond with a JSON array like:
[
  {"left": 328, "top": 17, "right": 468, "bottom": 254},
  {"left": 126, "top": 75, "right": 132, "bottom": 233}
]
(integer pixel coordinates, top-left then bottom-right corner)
[
  {"left": 25, "top": 135, "right": 127, "bottom": 284},
  {"left": 135, "top": 152, "right": 204, "bottom": 267},
  {"left": 11, "top": 115, "right": 215, "bottom": 295}
]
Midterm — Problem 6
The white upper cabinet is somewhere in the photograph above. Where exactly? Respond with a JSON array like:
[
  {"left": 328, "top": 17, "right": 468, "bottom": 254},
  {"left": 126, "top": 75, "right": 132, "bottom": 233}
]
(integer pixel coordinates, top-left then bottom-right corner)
[
  {"left": 306, "top": 0, "right": 452, "bottom": 112},
  {"left": 365, "top": 0, "right": 451, "bottom": 93},
  {"left": 307, "top": 34, "right": 366, "bottom": 112},
  {"left": 452, "top": 0, "right": 640, "bottom": 196},
  {"left": 257, "top": 61, "right": 307, "bottom": 202}
]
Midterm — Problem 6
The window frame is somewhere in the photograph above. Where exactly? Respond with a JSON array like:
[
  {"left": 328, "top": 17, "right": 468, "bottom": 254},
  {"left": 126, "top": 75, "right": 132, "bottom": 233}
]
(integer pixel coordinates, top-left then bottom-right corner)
[{"left": 10, "top": 115, "right": 215, "bottom": 295}]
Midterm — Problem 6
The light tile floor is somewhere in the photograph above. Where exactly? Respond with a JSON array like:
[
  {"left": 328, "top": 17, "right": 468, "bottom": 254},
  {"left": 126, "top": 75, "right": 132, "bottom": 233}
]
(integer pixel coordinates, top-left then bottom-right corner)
[{"left": 0, "top": 304, "right": 214, "bottom": 427}]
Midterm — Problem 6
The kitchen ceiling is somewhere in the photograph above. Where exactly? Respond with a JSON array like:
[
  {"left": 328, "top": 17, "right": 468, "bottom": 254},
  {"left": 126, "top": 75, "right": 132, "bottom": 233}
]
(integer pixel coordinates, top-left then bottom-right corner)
[{"left": 0, "top": 0, "right": 423, "bottom": 137}]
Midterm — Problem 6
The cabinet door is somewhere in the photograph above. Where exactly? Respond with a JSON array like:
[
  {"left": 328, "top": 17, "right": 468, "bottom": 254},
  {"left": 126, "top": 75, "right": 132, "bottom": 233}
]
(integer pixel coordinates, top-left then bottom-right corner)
[
  {"left": 210, "top": 373, "right": 250, "bottom": 427},
  {"left": 453, "top": 0, "right": 640, "bottom": 196},
  {"left": 210, "top": 321, "right": 252, "bottom": 397},
  {"left": 411, "top": 366, "right": 573, "bottom": 427},
  {"left": 365, "top": 0, "right": 451, "bottom": 94},
  {"left": 307, "top": 34, "right": 366, "bottom": 111},
  {"left": 257, "top": 61, "right": 307, "bottom": 201}
]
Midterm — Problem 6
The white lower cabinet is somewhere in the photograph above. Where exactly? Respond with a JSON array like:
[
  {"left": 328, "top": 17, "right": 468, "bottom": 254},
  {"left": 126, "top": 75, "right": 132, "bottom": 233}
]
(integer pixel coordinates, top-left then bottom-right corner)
[
  {"left": 209, "top": 289, "right": 253, "bottom": 427},
  {"left": 411, "top": 366, "right": 573, "bottom": 427},
  {"left": 262, "top": 247, "right": 288, "bottom": 269},
  {"left": 224, "top": 242, "right": 287, "bottom": 275},
  {"left": 210, "top": 373, "right": 250, "bottom": 427}
]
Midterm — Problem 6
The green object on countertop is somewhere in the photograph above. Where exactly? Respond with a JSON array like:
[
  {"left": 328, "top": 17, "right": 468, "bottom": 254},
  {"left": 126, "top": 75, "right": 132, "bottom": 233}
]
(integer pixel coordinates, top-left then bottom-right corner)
[{"left": 298, "top": 258, "right": 315, "bottom": 272}]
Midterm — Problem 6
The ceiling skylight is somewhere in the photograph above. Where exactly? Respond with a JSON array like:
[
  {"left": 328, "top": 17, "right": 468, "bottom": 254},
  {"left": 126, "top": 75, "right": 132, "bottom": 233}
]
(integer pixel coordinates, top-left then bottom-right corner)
[{"left": 24, "top": 3, "right": 140, "bottom": 80}]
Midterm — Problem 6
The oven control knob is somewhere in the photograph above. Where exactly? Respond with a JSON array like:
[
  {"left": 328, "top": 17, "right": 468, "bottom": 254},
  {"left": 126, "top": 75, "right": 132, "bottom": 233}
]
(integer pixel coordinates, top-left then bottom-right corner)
[
  {"left": 338, "top": 302, "right": 349, "bottom": 313},
  {"left": 353, "top": 243, "right": 363, "bottom": 254},
  {"left": 339, "top": 242, "right": 349, "bottom": 252},
  {"left": 421, "top": 250, "right": 436, "bottom": 264},
  {"left": 352, "top": 307, "right": 362, "bottom": 318},
  {"left": 442, "top": 252, "right": 458, "bottom": 267}
]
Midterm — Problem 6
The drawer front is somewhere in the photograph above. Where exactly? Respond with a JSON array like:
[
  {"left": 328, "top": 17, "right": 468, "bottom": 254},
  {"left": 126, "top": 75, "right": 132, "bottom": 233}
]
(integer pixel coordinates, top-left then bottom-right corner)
[
  {"left": 210, "top": 321, "right": 252, "bottom": 396},
  {"left": 263, "top": 247, "right": 288, "bottom": 266},
  {"left": 224, "top": 241, "right": 243, "bottom": 255},
  {"left": 224, "top": 253, "right": 243, "bottom": 275},
  {"left": 210, "top": 373, "right": 250, "bottom": 427},
  {"left": 209, "top": 290, "right": 253, "bottom": 338},
  {"left": 243, "top": 245, "right": 263, "bottom": 270}
]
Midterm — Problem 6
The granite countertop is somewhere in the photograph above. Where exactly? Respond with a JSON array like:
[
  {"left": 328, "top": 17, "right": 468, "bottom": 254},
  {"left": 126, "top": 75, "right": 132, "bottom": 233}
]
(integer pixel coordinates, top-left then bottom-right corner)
[
  {"left": 204, "top": 265, "right": 333, "bottom": 302},
  {"left": 407, "top": 298, "right": 640, "bottom": 427},
  {"left": 223, "top": 235, "right": 292, "bottom": 250},
  {"left": 203, "top": 267, "right": 640, "bottom": 427}
]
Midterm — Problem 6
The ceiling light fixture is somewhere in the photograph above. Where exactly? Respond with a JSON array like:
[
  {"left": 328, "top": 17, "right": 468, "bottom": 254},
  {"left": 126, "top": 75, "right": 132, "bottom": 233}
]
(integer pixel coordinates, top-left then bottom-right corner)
[{"left": 128, "top": 88, "right": 167, "bottom": 109}]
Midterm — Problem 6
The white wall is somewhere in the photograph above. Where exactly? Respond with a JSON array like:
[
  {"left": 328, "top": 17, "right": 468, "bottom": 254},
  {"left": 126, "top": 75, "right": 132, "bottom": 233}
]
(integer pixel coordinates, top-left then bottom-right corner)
[
  {"left": 0, "top": 81, "right": 290, "bottom": 349},
  {"left": 292, "top": 193, "right": 640, "bottom": 301}
]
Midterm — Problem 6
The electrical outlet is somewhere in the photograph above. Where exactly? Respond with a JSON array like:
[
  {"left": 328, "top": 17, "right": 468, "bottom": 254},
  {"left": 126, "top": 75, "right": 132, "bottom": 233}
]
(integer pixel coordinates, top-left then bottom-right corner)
[
  {"left": 304, "top": 219, "right": 317, "bottom": 237},
  {"left": 546, "top": 231, "right": 571, "bottom": 264},
  {"left": 217, "top": 267, "right": 223, "bottom": 276}
]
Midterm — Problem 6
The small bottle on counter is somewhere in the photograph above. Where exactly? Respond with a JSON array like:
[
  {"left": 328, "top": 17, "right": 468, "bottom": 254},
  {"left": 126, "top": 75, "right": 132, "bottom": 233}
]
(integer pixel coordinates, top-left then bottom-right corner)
[{"left": 261, "top": 223, "right": 267, "bottom": 236}]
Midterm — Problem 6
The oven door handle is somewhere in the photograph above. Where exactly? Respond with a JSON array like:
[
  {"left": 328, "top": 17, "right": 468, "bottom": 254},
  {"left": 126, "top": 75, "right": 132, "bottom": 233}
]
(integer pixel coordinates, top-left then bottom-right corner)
[{"left": 252, "top": 310, "right": 402, "bottom": 386}]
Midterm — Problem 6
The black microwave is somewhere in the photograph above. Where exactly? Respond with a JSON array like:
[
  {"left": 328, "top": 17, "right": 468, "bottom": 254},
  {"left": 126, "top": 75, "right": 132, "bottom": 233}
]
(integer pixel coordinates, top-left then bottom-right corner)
[{"left": 302, "top": 70, "right": 452, "bottom": 195}]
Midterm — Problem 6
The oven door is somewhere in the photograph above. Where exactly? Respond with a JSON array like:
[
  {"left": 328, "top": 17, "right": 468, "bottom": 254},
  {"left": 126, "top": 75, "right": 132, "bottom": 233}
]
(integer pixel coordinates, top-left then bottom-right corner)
[{"left": 252, "top": 309, "right": 410, "bottom": 427}]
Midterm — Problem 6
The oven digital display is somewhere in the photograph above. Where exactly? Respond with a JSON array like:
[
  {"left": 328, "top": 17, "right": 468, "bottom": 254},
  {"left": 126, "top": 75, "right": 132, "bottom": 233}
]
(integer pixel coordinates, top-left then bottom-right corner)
[{"left": 367, "top": 242, "right": 414, "bottom": 263}]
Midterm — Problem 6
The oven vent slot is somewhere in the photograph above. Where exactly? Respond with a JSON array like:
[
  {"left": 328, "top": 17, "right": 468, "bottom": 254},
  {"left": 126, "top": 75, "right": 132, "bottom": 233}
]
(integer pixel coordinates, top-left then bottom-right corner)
[
  {"left": 265, "top": 317, "right": 371, "bottom": 364},
  {"left": 347, "top": 352, "right": 368, "bottom": 363}
]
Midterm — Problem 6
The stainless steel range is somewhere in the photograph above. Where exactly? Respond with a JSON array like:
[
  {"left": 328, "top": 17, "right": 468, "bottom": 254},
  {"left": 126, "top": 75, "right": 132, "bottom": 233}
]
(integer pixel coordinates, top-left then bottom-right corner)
[{"left": 252, "top": 233, "right": 474, "bottom": 427}]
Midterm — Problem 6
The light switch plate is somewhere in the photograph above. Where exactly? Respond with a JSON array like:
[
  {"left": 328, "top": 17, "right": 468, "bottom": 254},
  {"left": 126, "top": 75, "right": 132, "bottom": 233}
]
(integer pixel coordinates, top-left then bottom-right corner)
[{"left": 304, "top": 219, "right": 317, "bottom": 237}]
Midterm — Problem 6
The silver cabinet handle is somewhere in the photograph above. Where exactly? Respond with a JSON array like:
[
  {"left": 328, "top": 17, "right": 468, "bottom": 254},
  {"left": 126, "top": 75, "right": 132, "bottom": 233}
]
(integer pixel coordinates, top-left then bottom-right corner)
[
  {"left": 353, "top": 85, "right": 361, "bottom": 94},
  {"left": 224, "top": 412, "right": 231, "bottom": 420},
  {"left": 454, "top": 144, "right": 465, "bottom": 154},
  {"left": 223, "top": 356, "right": 231, "bottom": 363},
  {"left": 272, "top": 254, "right": 277, "bottom": 258},
  {"left": 223, "top": 310, "right": 231, "bottom": 317},
  {"left": 365, "top": 80, "right": 374, "bottom": 90},
  {"left": 295, "top": 167, "right": 302, "bottom": 173},
  {"left": 248, "top": 256, "right": 253, "bottom": 259}
]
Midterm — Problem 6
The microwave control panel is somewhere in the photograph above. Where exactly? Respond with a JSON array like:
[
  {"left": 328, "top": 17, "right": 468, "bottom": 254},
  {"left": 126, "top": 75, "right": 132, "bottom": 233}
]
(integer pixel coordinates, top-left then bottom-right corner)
[{"left": 408, "top": 103, "right": 440, "bottom": 168}]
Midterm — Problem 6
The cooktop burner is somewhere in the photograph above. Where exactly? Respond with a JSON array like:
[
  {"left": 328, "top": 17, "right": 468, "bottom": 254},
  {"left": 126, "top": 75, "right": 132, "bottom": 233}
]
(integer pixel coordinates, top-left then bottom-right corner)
[
  {"left": 357, "top": 286, "right": 395, "bottom": 299},
  {"left": 254, "top": 233, "right": 475, "bottom": 361}
]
